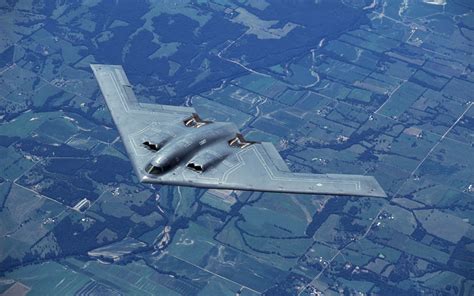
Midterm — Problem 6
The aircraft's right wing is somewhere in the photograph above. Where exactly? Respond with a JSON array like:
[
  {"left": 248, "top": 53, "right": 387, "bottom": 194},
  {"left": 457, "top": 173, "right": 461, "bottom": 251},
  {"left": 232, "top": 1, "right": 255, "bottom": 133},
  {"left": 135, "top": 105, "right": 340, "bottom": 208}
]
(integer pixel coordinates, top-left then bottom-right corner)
[
  {"left": 219, "top": 142, "right": 387, "bottom": 197},
  {"left": 156, "top": 139, "right": 387, "bottom": 197}
]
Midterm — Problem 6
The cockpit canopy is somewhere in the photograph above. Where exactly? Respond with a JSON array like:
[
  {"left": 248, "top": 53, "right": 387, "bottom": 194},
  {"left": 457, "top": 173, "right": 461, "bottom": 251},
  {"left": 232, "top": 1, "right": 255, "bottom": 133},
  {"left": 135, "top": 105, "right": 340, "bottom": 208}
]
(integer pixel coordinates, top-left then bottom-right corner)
[{"left": 145, "top": 163, "right": 173, "bottom": 175}]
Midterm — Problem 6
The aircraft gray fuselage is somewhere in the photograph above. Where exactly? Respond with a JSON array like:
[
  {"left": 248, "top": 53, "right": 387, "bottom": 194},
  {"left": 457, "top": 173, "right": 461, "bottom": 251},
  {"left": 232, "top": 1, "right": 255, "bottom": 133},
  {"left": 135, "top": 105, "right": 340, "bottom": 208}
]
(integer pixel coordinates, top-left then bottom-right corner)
[
  {"left": 91, "top": 64, "right": 387, "bottom": 198},
  {"left": 146, "top": 122, "right": 233, "bottom": 174}
]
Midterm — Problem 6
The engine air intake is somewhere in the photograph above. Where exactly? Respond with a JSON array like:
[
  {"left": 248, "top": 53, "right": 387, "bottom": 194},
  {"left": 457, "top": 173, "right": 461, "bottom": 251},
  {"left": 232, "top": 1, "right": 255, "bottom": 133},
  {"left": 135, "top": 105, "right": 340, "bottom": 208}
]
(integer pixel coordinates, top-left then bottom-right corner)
[
  {"left": 228, "top": 133, "right": 257, "bottom": 149},
  {"left": 143, "top": 141, "right": 160, "bottom": 151},
  {"left": 187, "top": 162, "right": 203, "bottom": 172},
  {"left": 183, "top": 113, "right": 212, "bottom": 128}
]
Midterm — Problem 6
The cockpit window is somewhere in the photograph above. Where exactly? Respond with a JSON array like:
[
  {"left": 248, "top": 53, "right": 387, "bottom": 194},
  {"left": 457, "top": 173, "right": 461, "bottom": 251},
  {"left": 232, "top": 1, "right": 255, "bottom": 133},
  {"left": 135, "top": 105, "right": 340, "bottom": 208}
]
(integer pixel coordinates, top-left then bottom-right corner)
[
  {"left": 145, "top": 163, "right": 162, "bottom": 175},
  {"left": 145, "top": 163, "right": 174, "bottom": 175}
]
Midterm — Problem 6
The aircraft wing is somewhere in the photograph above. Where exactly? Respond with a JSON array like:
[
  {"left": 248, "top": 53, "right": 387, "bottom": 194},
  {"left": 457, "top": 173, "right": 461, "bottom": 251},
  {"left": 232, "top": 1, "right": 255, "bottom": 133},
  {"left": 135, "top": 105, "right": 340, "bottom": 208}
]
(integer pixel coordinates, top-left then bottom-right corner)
[
  {"left": 92, "top": 64, "right": 386, "bottom": 198},
  {"left": 154, "top": 140, "right": 387, "bottom": 197},
  {"left": 91, "top": 64, "right": 197, "bottom": 179}
]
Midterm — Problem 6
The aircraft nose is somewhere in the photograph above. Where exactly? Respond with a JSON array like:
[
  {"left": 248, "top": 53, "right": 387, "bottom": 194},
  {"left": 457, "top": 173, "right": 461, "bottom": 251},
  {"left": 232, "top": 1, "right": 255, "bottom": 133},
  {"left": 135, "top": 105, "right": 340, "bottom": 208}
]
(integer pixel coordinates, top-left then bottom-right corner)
[{"left": 146, "top": 155, "right": 174, "bottom": 175}]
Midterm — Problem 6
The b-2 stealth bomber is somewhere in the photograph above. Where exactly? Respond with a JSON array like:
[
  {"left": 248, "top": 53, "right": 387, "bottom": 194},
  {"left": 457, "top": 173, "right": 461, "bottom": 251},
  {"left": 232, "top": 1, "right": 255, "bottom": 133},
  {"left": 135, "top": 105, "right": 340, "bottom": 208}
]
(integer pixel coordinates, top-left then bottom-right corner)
[{"left": 91, "top": 64, "right": 386, "bottom": 197}]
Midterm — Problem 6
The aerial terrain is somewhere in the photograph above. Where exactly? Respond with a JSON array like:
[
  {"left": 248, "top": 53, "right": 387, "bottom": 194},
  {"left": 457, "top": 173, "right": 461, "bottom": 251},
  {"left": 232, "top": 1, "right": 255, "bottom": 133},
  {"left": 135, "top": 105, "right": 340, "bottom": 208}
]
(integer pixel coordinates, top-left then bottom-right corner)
[{"left": 0, "top": 0, "right": 473, "bottom": 295}]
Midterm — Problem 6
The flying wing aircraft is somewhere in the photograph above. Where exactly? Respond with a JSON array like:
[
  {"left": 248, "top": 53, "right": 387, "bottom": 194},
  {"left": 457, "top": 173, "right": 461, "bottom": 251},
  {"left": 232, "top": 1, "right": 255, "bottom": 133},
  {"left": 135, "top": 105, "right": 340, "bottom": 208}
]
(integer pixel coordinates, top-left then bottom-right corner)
[{"left": 91, "top": 64, "right": 386, "bottom": 197}]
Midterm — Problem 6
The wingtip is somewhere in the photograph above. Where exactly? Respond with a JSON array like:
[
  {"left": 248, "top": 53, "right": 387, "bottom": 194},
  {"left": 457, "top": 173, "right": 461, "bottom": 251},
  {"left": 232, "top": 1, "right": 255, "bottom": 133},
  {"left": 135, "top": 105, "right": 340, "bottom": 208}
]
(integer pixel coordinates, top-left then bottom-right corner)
[
  {"left": 90, "top": 64, "right": 105, "bottom": 74},
  {"left": 90, "top": 64, "right": 123, "bottom": 72},
  {"left": 90, "top": 63, "right": 101, "bottom": 70},
  {"left": 369, "top": 189, "right": 388, "bottom": 198},
  {"left": 366, "top": 176, "right": 388, "bottom": 198}
]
